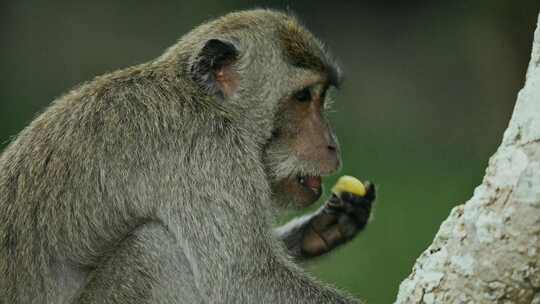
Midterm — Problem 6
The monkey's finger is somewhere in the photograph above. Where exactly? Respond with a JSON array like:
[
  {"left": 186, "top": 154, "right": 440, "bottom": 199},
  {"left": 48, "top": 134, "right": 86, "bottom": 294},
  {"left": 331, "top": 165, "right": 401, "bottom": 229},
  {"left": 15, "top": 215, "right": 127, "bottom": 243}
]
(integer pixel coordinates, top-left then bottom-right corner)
[
  {"left": 338, "top": 183, "right": 376, "bottom": 220},
  {"left": 333, "top": 192, "right": 361, "bottom": 214},
  {"left": 326, "top": 192, "right": 364, "bottom": 215},
  {"left": 326, "top": 193, "right": 346, "bottom": 210},
  {"left": 359, "top": 181, "right": 376, "bottom": 205},
  {"left": 347, "top": 183, "right": 376, "bottom": 228}
]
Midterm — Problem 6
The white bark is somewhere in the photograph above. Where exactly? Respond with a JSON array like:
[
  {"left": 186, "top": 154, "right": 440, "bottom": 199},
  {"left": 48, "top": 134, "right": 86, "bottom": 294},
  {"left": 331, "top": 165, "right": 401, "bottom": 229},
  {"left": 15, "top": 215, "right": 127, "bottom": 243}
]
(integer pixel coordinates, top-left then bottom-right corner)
[{"left": 394, "top": 14, "right": 540, "bottom": 304}]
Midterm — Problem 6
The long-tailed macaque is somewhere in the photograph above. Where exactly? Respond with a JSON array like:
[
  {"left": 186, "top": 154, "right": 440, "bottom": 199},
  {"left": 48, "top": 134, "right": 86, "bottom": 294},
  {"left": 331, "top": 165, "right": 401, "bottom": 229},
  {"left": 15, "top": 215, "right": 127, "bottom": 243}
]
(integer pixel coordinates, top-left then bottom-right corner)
[{"left": 0, "top": 9, "right": 376, "bottom": 303}]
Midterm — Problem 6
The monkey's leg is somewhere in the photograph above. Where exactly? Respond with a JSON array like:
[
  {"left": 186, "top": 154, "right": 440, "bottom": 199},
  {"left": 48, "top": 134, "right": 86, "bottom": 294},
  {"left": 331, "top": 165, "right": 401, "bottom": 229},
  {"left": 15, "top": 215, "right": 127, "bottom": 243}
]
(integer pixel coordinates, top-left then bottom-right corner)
[
  {"left": 275, "top": 182, "right": 376, "bottom": 259},
  {"left": 72, "top": 223, "right": 202, "bottom": 304}
]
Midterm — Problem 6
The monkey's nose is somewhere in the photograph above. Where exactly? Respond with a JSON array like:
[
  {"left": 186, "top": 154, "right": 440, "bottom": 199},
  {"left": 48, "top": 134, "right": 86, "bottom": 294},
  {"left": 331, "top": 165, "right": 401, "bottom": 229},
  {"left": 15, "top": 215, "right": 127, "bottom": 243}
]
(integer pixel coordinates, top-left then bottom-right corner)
[
  {"left": 321, "top": 148, "right": 341, "bottom": 175},
  {"left": 325, "top": 131, "right": 338, "bottom": 153}
]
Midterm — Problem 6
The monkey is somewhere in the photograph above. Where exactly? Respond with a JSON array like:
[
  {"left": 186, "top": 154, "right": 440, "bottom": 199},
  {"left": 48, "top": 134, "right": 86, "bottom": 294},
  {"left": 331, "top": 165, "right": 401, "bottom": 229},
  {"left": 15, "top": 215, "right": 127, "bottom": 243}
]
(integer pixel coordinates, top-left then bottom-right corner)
[{"left": 0, "top": 9, "right": 376, "bottom": 304}]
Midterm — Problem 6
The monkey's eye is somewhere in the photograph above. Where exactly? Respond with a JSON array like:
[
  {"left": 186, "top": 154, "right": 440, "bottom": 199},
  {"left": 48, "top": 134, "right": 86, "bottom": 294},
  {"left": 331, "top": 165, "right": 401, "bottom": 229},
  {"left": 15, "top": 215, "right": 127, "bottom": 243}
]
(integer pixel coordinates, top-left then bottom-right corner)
[{"left": 293, "top": 87, "right": 312, "bottom": 103}]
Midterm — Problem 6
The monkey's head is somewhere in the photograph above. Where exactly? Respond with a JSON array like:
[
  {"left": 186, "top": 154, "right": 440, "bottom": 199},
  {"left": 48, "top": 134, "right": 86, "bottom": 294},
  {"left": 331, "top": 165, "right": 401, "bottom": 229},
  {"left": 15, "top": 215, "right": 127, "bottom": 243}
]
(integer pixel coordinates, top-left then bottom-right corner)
[{"left": 171, "top": 10, "right": 342, "bottom": 209}]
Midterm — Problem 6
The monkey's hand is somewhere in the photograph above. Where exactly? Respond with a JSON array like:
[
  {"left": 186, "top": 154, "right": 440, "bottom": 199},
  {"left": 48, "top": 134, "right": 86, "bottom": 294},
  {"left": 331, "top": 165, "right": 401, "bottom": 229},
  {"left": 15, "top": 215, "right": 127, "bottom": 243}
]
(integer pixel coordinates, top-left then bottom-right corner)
[{"left": 299, "top": 181, "right": 376, "bottom": 258}]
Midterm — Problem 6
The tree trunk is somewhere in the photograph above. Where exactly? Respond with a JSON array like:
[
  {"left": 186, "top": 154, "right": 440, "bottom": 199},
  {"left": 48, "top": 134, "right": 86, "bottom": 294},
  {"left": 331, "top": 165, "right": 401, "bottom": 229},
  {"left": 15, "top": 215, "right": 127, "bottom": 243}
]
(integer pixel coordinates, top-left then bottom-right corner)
[{"left": 394, "top": 13, "right": 540, "bottom": 304}]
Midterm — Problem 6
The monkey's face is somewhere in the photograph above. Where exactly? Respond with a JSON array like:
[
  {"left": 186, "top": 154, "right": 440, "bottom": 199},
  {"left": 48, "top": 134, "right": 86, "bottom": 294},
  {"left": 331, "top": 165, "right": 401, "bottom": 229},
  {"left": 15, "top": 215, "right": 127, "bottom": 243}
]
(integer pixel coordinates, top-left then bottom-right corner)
[
  {"left": 186, "top": 11, "right": 343, "bottom": 209},
  {"left": 264, "top": 78, "right": 341, "bottom": 209}
]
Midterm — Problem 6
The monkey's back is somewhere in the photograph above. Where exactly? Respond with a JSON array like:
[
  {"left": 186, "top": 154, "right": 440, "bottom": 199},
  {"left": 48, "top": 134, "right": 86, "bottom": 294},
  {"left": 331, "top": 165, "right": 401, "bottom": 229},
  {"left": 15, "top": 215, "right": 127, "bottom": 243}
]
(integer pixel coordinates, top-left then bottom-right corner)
[{"left": 0, "top": 64, "right": 206, "bottom": 303}]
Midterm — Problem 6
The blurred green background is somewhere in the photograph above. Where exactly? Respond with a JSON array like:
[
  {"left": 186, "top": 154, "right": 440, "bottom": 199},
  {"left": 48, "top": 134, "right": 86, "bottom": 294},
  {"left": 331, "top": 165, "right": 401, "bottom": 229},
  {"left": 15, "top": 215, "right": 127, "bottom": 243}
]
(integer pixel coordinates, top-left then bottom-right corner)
[{"left": 1, "top": 1, "right": 538, "bottom": 303}]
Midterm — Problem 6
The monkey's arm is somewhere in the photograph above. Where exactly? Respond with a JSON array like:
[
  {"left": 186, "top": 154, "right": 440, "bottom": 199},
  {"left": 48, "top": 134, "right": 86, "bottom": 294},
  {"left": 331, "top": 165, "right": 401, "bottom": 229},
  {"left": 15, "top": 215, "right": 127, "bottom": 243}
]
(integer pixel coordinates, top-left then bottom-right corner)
[
  {"left": 275, "top": 182, "right": 376, "bottom": 260},
  {"left": 71, "top": 223, "right": 203, "bottom": 304}
]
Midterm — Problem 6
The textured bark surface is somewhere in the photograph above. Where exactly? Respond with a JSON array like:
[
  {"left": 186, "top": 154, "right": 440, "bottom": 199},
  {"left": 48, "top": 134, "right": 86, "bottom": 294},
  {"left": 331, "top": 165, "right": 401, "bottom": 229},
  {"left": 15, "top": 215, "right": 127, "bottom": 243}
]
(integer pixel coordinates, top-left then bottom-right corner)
[{"left": 394, "top": 14, "right": 540, "bottom": 304}]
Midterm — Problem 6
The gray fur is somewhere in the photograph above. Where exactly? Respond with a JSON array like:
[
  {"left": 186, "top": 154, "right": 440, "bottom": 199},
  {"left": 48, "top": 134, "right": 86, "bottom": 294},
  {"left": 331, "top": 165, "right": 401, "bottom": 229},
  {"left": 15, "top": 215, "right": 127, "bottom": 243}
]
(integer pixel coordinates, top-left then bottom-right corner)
[{"left": 0, "top": 9, "right": 362, "bottom": 303}]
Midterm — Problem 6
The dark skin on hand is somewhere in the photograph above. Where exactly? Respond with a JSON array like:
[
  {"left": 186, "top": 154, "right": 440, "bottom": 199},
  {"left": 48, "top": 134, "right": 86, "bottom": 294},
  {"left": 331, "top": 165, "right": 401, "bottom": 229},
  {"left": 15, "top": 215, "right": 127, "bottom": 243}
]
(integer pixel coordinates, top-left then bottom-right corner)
[{"left": 301, "top": 183, "right": 376, "bottom": 258}]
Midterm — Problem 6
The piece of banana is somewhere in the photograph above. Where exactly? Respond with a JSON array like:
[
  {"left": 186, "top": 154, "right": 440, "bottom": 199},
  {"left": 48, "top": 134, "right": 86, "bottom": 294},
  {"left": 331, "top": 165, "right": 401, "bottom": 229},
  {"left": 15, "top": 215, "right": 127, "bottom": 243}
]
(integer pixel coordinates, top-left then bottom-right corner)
[{"left": 331, "top": 175, "right": 366, "bottom": 197}]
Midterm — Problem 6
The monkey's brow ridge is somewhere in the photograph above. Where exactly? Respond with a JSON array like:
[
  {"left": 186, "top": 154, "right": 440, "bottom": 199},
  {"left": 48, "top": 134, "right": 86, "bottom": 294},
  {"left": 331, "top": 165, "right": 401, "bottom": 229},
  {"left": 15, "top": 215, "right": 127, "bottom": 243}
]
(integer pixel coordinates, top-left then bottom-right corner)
[{"left": 277, "top": 20, "right": 341, "bottom": 86}]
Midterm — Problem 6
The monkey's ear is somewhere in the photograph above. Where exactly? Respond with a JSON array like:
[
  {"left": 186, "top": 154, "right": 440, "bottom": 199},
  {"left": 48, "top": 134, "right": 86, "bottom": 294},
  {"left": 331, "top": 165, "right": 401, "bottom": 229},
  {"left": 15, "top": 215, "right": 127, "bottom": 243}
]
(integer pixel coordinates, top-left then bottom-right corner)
[{"left": 191, "top": 39, "right": 239, "bottom": 100}]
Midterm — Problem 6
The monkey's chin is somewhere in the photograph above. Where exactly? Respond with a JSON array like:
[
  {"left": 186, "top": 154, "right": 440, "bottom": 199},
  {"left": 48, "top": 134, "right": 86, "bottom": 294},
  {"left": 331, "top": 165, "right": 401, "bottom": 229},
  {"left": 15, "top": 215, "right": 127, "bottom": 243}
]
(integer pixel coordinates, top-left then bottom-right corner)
[{"left": 271, "top": 175, "right": 323, "bottom": 209}]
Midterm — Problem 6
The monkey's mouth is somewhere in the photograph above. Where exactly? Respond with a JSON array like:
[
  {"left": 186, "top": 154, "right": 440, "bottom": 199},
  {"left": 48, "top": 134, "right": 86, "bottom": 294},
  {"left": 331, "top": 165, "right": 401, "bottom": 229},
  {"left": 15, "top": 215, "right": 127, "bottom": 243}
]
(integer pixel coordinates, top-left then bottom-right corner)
[{"left": 297, "top": 175, "right": 322, "bottom": 198}]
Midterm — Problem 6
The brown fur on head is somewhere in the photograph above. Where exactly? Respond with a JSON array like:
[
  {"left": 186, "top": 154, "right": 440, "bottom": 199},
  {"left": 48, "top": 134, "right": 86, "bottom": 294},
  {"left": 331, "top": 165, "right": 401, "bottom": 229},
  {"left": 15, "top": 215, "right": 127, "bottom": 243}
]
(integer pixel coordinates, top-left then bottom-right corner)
[{"left": 166, "top": 9, "right": 342, "bottom": 209}]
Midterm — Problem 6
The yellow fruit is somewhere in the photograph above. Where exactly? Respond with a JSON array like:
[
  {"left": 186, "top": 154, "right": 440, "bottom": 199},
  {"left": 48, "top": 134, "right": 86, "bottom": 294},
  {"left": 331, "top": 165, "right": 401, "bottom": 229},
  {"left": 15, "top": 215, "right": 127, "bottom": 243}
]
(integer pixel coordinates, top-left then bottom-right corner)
[{"left": 332, "top": 175, "right": 366, "bottom": 197}]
